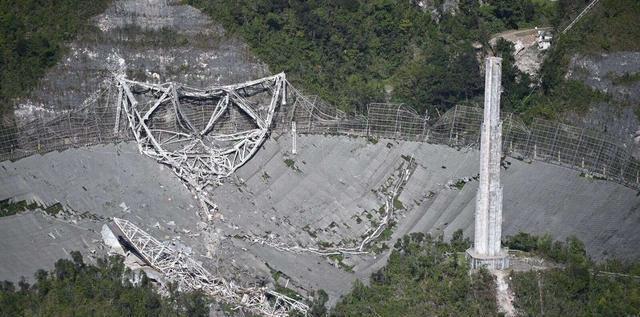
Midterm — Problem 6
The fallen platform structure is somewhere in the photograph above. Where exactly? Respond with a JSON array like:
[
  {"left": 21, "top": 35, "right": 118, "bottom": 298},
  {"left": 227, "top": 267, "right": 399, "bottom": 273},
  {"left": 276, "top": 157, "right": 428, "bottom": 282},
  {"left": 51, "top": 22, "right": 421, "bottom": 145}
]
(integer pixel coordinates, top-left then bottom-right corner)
[
  {"left": 110, "top": 217, "right": 309, "bottom": 317},
  {"left": 114, "top": 73, "right": 287, "bottom": 215}
]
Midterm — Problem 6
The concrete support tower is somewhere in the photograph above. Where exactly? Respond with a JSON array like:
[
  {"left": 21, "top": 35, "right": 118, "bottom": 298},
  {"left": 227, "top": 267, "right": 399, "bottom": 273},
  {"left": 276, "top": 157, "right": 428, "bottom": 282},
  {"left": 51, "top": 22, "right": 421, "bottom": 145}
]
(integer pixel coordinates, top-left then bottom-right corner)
[{"left": 466, "top": 57, "right": 509, "bottom": 270}]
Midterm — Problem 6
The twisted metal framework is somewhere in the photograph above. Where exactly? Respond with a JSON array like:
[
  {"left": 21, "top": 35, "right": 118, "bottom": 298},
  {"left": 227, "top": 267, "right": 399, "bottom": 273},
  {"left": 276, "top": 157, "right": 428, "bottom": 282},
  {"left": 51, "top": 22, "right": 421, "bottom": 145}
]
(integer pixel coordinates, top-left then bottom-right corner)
[
  {"left": 111, "top": 217, "right": 309, "bottom": 317},
  {"left": 114, "top": 73, "right": 287, "bottom": 213},
  {"left": 114, "top": 73, "right": 285, "bottom": 186}
]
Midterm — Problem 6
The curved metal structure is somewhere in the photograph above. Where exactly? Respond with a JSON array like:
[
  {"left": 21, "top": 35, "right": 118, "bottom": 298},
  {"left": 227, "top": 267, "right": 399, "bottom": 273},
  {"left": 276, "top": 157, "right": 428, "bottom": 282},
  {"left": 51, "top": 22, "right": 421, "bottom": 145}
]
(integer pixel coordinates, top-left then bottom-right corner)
[{"left": 115, "top": 73, "right": 286, "bottom": 189}]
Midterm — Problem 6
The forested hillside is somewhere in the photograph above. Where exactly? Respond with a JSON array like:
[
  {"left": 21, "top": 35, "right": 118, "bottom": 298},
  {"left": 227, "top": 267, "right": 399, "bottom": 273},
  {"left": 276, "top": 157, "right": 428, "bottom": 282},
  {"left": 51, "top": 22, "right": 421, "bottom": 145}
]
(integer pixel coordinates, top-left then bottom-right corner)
[
  {"left": 530, "top": 0, "right": 640, "bottom": 120},
  {"left": 3, "top": 0, "right": 637, "bottom": 122},
  {"left": 188, "top": 0, "right": 554, "bottom": 114},
  {"left": 505, "top": 233, "right": 640, "bottom": 316},
  {"left": 189, "top": 0, "right": 640, "bottom": 123},
  {"left": 0, "top": 0, "right": 111, "bottom": 114}
]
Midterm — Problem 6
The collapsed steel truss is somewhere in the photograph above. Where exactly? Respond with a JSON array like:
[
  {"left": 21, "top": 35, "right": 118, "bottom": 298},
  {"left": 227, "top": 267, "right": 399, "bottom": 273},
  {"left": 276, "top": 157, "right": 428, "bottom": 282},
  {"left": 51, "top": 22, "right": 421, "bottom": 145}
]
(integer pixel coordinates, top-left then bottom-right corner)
[
  {"left": 112, "top": 217, "right": 309, "bottom": 317},
  {"left": 114, "top": 73, "right": 287, "bottom": 213}
]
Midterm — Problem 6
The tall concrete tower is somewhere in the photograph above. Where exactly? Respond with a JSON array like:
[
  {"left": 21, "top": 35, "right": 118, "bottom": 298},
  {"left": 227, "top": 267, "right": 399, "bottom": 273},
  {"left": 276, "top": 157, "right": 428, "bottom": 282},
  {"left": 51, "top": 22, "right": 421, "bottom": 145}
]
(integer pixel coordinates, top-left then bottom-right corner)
[{"left": 466, "top": 57, "right": 509, "bottom": 270}]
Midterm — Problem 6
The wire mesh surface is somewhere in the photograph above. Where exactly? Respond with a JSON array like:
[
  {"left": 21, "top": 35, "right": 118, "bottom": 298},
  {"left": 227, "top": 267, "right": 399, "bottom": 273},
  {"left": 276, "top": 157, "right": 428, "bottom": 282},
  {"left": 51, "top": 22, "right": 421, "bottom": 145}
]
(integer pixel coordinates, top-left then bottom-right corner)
[
  {"left": 288, "top": 101, "right": 640, "bottom": 190},
  {"left": 2, "top": 79, "right": 639, "bottom": 191}
]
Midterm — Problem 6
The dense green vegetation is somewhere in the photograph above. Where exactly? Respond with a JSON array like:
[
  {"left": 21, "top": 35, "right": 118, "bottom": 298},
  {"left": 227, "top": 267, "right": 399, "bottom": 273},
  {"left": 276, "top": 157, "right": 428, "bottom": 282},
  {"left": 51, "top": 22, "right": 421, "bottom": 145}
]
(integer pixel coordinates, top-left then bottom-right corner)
[
  {"left": 333, "top": 231, "right": 640, "bottom": 316},
  {"left": 3, "top": 0, "right": 636, "bottom": 123},
  {"left": 512, "top": 267, "right": 640, "bottom": 316},
  {"left": 330, "top": 231, "right": 499, "bottom": 316},
  {"left": 0, "top": 0, "right": 110, "bottom": 114},
  {"left": 541, "top": 0, "right": 640, "bottom": 91},
  {"left": 1, "top": 0, "right": 637, "bottom": 124},
  {"left": 0, "top": 252, "right": 209, "bottom": 316},
  {"left": 530, "top": 0, "right": 640, "bottom": 119},
  {"left": 506, "top": 233, "right": 640, "bottom": 316},
  {"left": 188, "top": 0, "right": 640, "bottom": 122},
  {"left": 0, "top": 199, "right": 38, "bottom": 217},
  {"left": 188, "top": 0, "right": 557, "bottom": 114}
]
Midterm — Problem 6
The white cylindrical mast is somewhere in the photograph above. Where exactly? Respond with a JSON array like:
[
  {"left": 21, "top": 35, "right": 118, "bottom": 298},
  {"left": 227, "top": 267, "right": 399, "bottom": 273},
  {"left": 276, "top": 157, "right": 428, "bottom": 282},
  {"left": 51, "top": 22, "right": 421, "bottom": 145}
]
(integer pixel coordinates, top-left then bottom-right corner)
[{"left": 474, "top": 57, "right": 504, "bottom": 257}]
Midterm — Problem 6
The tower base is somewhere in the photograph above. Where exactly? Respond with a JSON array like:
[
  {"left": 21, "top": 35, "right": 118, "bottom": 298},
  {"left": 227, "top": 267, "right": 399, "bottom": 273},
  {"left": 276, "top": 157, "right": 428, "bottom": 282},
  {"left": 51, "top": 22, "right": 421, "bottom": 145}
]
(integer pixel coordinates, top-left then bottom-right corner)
[{"left": 466, "top": 248, "right": 510, "bottom": 270}]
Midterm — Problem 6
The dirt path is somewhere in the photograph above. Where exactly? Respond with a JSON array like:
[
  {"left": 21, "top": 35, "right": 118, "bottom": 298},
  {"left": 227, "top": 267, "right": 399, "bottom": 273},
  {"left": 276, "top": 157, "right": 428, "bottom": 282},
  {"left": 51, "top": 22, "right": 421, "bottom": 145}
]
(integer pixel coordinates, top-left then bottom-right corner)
[
  {"left": 489, "top": 27, "right": 553, "bottom": 76},
  {"left": 489, "top": 27, "right": 553, "bottom": 47},
  {"left": 493, "top": 269, "right": 517, "bottom": 317}
]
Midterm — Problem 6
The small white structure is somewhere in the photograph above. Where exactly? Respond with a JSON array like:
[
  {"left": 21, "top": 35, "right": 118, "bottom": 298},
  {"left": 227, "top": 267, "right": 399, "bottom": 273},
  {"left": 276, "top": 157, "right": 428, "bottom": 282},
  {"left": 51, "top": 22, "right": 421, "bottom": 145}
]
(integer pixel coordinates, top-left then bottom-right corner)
[
  {"left": 466, "top": 57, "right": 509, "bottom": 270},
  {"left": 537, "top": 30, "right": 553, "bottom": 50},
  {"left": 291, "top": 121, "right": 297, "bottom": 155}
]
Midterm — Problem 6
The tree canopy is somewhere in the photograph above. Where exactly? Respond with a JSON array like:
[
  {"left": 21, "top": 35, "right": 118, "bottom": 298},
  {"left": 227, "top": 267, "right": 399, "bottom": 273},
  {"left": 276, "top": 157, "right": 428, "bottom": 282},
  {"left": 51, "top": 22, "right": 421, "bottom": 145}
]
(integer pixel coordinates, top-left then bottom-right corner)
[
  {"left": 188, "top": 0, "right": 555, "bottom": 115},
  {"left": 0, "top": 253, "right": 209, "bottom": 317},
  {"left": 0, "top": 0, "right": 111, "bottom": 114},
  {"left": 331, "top": 231, "right": 499, "bottom": 316}
]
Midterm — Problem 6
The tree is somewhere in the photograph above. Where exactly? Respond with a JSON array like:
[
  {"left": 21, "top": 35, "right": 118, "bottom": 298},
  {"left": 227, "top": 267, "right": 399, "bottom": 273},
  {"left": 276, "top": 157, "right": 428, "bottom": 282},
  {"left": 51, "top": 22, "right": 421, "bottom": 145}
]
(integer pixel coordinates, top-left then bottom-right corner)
[
  {"left": 494, "top": 38, "right": 533, "bottom": 113},
  {"left": 0, "top": 253, "right": 210, "bottom": 317}
]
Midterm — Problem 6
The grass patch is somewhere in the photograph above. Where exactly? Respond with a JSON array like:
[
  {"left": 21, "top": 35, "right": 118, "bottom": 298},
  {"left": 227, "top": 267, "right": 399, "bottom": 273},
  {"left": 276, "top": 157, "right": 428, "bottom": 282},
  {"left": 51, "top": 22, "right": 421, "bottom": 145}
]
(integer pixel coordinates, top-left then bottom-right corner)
[
  {"left": 379, "top": 221, "right": 396, "bottom": 241},
  {"left": 371, "top": 242, "right": 390, "bottom": 255},
  {"left": 275, "top": 285, "right": 305, "bottom": 301},
  {"left": 283, "top": 158, "right": 301, "bottom": 172},
  {"left": 0, "top": 199, "right": 38, "bottom": 217},
  {"left": 609, "top": 72, "right": 640, "bottom": 86},
  {"left": 0, "top": 200, "right": 64, "bottom": 217},
  {"left": 318, "top": 241, "right": 334, "bottom": 248},
  {"left": 265, "top": 261, "right": 305, "bottom": 302},
  {"left": 284, "top": 159, "right": 295, "bottom": 168},
  {"left": 523, "top": 80, "right": 609, "bottom": 122},
  {"left": 451, "top": 179, "right": 467, "bottom": 190},
  {"left": 392, "top": 197, "right": 405, "bottom": 210},
  {"left": 329, "top": 254, "right": 354, "bottom": 272},
  {"left": 43, "top": 203, "right": 64, "bottom": 216},
  {"left": 579, "top": 172, "right": 607, "bottom": 181}
]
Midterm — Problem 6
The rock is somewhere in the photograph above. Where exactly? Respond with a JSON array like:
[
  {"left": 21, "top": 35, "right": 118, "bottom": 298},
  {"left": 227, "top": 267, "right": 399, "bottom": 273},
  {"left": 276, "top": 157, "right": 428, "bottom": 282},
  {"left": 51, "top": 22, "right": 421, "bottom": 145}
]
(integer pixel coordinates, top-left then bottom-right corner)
[{"left": 119, "top": 202, "right": 130, "bottom": 213}]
